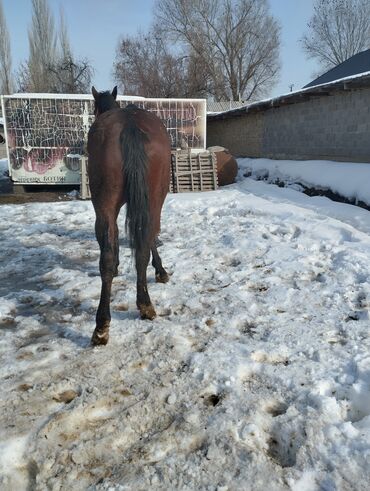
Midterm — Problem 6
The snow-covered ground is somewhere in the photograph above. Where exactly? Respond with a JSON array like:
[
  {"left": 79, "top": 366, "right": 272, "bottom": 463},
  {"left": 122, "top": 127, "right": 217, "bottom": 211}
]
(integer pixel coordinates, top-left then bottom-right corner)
[
  {"left": 241, "top": 158, "right": 370, "bottom": 208},
  {"left": 1, "top": 161, "right": 370, "bottom": 490}
]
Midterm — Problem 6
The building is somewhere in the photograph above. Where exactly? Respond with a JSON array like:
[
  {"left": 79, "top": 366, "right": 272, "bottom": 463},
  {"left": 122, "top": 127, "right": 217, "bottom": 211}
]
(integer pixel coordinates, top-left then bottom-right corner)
[{"left": 207, "top": 61, "right": 370, "bottom": 163}]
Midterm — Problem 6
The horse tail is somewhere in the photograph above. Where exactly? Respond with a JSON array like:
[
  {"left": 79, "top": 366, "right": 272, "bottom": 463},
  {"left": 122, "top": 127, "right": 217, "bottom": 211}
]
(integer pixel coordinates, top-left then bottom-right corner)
[{"left": 120, "top": 119, "right": 150, "bottom": 253}]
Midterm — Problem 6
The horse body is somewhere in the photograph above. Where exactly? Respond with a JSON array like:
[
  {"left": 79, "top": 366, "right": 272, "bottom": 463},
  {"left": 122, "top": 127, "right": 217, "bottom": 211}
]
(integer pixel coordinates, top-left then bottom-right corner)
[{"left": 88, "top": 87, "right": 171, "bottom": 346}]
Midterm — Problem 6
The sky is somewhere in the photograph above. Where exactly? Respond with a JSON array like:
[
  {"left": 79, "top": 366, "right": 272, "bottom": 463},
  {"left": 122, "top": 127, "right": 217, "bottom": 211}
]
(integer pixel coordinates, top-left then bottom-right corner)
[{"left": 3, "top": 0, "right": 318, "bottom": 98}]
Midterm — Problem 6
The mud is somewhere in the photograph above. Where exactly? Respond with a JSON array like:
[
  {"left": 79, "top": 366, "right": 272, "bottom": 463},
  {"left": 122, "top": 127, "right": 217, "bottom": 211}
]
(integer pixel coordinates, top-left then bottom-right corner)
[{"left": 0, "top": 177, "right": 80, "bottom": 205}]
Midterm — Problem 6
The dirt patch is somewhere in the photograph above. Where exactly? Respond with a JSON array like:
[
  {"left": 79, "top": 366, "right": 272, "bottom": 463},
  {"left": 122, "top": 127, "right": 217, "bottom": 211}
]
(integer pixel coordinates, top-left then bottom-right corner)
[{"left": 0, "top": 178, "right": 80, "bottom": 204}]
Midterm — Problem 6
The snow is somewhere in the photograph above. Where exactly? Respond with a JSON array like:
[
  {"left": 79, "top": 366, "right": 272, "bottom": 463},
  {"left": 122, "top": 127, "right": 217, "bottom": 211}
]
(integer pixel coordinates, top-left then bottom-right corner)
[
  {"left": 1, "top": 161, "right": 370, "bottom": 490},
  {"left": 2, "top": 93, "right": 146, "bottom": 101},
  {"left": 302, "top": 70, "right": 370, "bottom": 90},
  {"left": 241, "top": 157, "right": 370, "bottom": 207},
  {"left": 3, "top": 93, "right": 205, "bottom": 103}
]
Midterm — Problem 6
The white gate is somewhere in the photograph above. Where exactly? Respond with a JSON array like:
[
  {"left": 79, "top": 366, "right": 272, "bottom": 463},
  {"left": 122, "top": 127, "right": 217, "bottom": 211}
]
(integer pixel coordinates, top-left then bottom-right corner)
[{"left": 1, "top": 94, "right": 207, "bottom": 187}]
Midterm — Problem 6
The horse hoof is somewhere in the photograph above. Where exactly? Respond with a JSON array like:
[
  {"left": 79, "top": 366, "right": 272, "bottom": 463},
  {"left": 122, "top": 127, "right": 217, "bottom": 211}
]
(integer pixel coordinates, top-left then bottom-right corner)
[
  {"left": 156, "top": 272, "right": 169, "bottom": 283},
  {"left": 139, "top": 304, "right": 156, "bottom": 320},
  {"left": 91, "top": 328, "right": 109, "bottom": 346}
]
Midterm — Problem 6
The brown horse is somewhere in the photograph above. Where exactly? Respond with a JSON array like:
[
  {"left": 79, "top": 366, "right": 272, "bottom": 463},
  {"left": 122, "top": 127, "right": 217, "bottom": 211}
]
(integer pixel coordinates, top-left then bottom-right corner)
[{"left": 88, "top": 86, "right": 171, "bottom": 346}]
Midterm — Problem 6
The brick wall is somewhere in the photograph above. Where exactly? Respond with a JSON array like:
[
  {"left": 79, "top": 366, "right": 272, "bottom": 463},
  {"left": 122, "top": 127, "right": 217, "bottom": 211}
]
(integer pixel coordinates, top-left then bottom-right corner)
[{"left": 207, "top": 87, "right": 370, "bottom": 163}]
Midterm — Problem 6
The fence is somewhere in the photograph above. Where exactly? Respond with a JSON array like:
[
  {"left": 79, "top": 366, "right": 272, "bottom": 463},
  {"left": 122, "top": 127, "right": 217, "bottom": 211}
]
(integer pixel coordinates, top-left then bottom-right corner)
[{"left": 207, "top": 101, "right": 246, "bottom": 113}]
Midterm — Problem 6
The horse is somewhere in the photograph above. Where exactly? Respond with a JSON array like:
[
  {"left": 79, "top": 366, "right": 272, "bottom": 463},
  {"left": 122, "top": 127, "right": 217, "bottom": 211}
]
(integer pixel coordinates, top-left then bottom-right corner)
[{"left": 87, "top": 86, "right": 171, "bottom": 346}]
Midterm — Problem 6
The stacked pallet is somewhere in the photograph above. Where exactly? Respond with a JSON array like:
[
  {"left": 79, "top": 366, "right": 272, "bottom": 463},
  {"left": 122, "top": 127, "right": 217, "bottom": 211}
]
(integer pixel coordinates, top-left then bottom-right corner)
[{"left": 170, "top": 149, "right": 218, "bottom": 193}]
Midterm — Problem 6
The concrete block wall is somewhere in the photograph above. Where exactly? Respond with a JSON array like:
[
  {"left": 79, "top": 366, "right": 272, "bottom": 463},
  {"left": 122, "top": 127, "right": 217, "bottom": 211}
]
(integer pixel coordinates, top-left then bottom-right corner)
[
  {"left": 207, "top": 112, "right": 264, "bottom": 157},
  {"left": 207, "top": 87, "right": 370, "bottom": 163}
]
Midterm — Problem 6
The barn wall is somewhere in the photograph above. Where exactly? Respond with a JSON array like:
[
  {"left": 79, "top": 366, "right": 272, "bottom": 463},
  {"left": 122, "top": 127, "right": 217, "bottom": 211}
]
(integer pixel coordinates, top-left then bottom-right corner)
[{"left": 207, "top": 86, "right": 370, "bottom": 163}]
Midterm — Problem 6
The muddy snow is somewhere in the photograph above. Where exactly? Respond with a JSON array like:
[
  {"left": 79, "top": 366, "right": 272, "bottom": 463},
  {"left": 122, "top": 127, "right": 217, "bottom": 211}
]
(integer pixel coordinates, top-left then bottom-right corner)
[{"left": 0, "top": 167, "right": 370, "bottom": 490}]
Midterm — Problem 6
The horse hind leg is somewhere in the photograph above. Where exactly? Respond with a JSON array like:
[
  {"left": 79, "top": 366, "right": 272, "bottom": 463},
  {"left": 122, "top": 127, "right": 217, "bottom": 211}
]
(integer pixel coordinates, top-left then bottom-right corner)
[
  {"left": 136, "top": 245, "right": 156, "bottom": 320},
  {"left": 113, "top": 222, "right": 119, "bottom": 277},
  {"left": 91, "top": 213, "right": 119, "bottom": 346},
  {"left": 151, "top": 241, "right": 169, "bottom": 283}
]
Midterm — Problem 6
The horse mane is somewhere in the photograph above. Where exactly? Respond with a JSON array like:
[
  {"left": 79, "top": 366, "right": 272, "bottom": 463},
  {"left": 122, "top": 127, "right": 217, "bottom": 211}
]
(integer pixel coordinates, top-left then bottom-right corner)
[
  {"left": 125, "top": 103, "right": 139, "bottom": 111},
  {"left": 97, "top": 90, "right": 119, "bottom": 113}
]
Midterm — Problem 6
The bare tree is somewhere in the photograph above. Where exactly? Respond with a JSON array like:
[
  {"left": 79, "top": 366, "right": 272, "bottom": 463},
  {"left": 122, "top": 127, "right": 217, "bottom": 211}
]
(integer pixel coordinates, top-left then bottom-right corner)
[
  {"left": 16, "top": 61, "right": 31, "bottom": 93},
  {"left": 49, "top": 57, "right": 93, "bottom": 93},
  {"left": 59, "top": 7, "right": 71, "bottom": 61},
  {"left": 301, "top": 0, "right": 370, "bottom": 70},
  {"left": 49, "top": 7, "right": 93, "bottom": 93},
  {"left": 155, "top": 0, "right": 281, "bottom": 101},
  {"left": 27, "top": 0, "right": 58, "bottom": 92},
  {"left": 0, "top": 0, "right": 14, "bottom": 94},
  {"left": 114, "top": 30, "right": 209, "bottom": 98},
  {"left": 19, "top": 3, "right": 93, "bottom": 93}
]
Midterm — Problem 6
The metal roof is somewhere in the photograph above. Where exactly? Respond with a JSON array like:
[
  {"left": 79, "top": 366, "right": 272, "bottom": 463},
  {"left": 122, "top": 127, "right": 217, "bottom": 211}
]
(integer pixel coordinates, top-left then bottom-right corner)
[{"left": 304, "top": 49, "right": 370, "bottom": 88}]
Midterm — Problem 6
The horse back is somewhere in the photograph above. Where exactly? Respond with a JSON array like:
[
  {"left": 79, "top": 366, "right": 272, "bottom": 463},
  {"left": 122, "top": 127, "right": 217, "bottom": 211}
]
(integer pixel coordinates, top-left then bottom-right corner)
[{"left": 87, "top": 107, "right": 171, "bottom": 208}]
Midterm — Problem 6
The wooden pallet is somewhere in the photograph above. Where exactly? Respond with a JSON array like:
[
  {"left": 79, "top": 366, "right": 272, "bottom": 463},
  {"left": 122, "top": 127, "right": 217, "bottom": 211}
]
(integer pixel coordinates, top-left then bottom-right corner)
[
  {"left": 80, "top": 150, "right": 218, "bottom": 199},
  {"left": 170, "top": 150, "right": 218, "bottom": 193}
]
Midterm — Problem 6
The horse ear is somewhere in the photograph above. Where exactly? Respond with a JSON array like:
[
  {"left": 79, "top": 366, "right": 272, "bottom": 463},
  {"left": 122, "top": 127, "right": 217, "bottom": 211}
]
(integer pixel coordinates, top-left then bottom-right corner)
[
  {"left": 92, "top": 86, "right": 99, "bottom": 100},
  {"left": 112, "top": 86, "right": 118, "bottom": 99}
]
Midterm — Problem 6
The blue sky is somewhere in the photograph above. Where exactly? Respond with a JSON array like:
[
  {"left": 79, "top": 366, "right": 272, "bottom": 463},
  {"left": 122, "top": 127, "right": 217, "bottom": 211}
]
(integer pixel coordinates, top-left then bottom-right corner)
[{"left": 3, "top": 0, "right": 318, "bottom": 97}]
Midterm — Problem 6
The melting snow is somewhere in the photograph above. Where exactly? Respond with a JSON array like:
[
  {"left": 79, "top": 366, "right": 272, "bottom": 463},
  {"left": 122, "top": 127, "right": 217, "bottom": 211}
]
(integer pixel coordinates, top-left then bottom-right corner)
[
  {"left": 0, "top": 161, "right": 370, "bottom": 490},
  {"left": 241, "top": 158, "right": 370, "bottom": 207}
]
